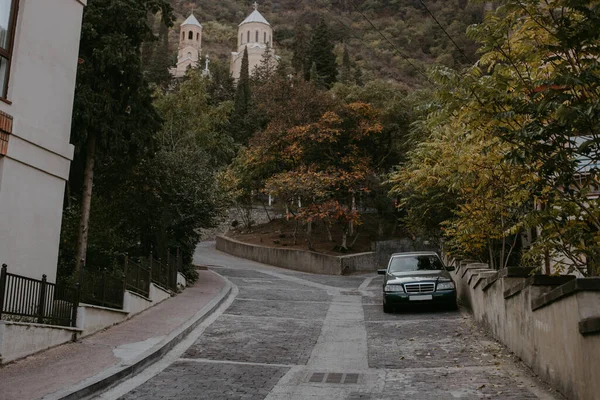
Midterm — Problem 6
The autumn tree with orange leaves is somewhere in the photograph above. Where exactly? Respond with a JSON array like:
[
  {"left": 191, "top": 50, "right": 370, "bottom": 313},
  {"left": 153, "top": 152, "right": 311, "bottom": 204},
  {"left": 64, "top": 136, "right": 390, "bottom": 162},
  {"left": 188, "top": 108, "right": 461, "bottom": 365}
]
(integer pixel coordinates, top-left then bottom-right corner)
[{"left": 262, "top": 102, "right": 383, "bottom": 250}]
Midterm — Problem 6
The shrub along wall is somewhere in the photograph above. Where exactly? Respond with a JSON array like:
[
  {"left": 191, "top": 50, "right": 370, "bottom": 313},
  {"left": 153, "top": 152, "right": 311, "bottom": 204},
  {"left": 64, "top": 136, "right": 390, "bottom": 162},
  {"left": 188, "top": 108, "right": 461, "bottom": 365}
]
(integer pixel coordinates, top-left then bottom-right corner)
[{"left": 451, "top": 261, "right": 600, "bottom": 400}]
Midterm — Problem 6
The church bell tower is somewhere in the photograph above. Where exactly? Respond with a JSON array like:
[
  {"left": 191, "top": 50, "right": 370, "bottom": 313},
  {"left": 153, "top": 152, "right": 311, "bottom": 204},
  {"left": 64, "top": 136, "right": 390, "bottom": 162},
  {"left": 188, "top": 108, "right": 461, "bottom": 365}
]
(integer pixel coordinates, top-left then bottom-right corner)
[{"left": 172, "top": 12, "right": 203, "bottom": 78}]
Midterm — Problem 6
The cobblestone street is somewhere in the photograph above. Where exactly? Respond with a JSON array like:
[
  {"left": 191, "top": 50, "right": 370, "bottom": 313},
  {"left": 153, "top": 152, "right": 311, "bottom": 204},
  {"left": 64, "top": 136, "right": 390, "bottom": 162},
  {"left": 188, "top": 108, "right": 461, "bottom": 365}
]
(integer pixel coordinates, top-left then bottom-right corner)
[{"left": 107, "top": 242, "right": 562, "bottom": 400}]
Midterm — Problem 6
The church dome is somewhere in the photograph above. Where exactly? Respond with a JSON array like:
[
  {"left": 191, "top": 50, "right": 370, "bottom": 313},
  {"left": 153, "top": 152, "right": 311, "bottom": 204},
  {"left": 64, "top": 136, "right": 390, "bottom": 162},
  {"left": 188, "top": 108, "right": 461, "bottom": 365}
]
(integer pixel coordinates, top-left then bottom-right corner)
[
  {"left": 182, "top": 13, "right": 202, "bottom": 28},
  {"left": 239, "top": 9, "right": 270, "bottom": 26}
]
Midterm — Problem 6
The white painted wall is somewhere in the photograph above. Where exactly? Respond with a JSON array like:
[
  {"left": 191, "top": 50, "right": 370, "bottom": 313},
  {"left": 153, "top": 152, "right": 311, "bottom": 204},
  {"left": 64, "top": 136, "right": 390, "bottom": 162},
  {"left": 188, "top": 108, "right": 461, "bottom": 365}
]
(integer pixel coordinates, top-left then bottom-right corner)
[
  {"left": 177, "top": 272, "right": 187, "bottom": 290},
  {"left": 124, "top": 283, "right": 171, "bottom": 316},
  {"left": 0, "top": 320, "right": 80, "bottom": 364},
  {"left": 77, "top": 303, "right": 128, "bottom": 337},
  {"left": 0, "top": 0, "right": 85, "bottom": 281}
]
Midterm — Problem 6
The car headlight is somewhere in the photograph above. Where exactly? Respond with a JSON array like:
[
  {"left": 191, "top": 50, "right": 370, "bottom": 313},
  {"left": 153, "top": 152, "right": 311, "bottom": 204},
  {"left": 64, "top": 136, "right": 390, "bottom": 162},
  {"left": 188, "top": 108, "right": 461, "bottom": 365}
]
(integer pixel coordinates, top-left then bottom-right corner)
[
  {"left": 384, "top": 284, "right": 404, "bottom": 292},
  {"left": 437, "top": 281, "right": 455, "bottom": 291}
]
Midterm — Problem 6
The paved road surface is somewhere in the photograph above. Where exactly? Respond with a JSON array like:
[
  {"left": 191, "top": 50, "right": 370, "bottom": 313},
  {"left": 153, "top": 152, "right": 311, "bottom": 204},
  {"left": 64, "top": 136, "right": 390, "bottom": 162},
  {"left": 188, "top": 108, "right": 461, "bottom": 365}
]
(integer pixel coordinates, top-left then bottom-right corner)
[{"left": 100, "top": 242, "right": 562, "bottom": 400}]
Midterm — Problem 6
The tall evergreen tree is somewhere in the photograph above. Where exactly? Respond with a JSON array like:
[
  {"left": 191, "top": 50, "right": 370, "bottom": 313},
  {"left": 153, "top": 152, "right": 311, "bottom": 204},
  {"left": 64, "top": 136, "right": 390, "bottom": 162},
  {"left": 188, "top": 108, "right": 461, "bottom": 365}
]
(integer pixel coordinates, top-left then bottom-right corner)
[
  {"left": 146, "top": 22, "right": 173, "bottom": 87},
  {"left": 71, "top": 0, "right": 173, "bottom": 274},
  {"left": 234, "top": 47, "right": 250, "bottom": 117},
  {"left": 252, "top": 43, "right": 276, "bottom": 82},
  {"left": 309, "top": 61, "right": 319, "bottom": 85},
  {"left": 232, "top": 47, "right": 252, "bottom": 143},
  {"left": 308, "top": 19, "right": 338, "bottom": 88},
  {"left": 340, "top": 45, "right": 352, "bottom": 84},
  {"left": 292, "top": 20, "right": 309, "bottom": 76}
]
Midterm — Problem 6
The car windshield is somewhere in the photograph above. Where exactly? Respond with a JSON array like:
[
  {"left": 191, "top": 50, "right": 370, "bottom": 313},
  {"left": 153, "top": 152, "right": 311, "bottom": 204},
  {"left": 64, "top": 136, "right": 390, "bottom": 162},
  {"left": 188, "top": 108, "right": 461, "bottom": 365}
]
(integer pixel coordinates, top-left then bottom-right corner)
[{"left": 388, "top": 255, "right": 445, "bottom": 273}]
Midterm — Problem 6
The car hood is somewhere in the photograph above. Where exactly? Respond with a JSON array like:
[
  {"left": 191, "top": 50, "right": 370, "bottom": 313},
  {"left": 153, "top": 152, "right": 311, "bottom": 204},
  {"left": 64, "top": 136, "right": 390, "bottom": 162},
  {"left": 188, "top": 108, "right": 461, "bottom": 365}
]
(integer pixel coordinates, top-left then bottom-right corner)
[{"left": 386, "top": 270, "right": 452, "bottom": 284}]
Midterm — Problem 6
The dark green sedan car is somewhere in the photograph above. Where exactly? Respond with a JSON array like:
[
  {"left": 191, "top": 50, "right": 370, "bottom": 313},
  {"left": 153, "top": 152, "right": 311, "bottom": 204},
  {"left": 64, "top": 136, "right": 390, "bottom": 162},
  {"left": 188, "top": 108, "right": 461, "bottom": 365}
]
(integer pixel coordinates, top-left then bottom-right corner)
[{"left": 377, "top": 251, "right": 457, "bottom": 313}]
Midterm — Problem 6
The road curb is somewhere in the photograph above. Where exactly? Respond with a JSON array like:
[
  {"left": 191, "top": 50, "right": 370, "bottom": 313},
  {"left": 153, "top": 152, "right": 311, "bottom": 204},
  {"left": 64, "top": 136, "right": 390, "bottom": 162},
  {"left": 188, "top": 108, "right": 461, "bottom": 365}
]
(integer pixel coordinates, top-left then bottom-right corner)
[{"left": 44, "top": 270, "right": 233, "bottom": 400}]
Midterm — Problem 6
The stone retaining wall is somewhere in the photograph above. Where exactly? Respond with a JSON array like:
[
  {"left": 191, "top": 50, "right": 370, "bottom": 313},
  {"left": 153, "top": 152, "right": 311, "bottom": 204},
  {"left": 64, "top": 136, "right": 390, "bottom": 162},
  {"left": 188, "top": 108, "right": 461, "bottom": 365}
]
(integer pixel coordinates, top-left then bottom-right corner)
[
  {"left": 216, "top": 235, "right": 376, "bottom": 275},
  {"left": 452, "top": 262, "right": 600, "bottom": 400}
]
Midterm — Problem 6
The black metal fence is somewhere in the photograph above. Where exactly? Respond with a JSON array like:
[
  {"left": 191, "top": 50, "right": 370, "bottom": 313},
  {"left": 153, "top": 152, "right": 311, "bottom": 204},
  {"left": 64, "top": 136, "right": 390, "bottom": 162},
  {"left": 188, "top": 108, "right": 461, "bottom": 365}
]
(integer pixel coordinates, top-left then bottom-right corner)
[
  {"left": 0, "top": 248, "right": 183, "bottom": 328},
  {"left": 125, "top": 257, "right": 151, "bottom": 298},
  {"left": 0, "top": 264, "right": 79, "bottom": 327},
  {"left": 79, "top": 269, "right": 124, "bottom": 310},
  {"left": 142, "top": 251, "right": 180, "bottom": 293}
]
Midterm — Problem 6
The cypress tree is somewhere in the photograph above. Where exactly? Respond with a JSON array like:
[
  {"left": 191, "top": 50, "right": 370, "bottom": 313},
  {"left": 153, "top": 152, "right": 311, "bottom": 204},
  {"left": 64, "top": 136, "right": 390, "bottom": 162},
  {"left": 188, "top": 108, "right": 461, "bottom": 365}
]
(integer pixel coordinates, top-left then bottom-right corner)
[
  {"left": 309, "top": 61, "right": 319, "bottom": 85},
  {"left": 340, "top": 45, "right": 352, "bottom": 84},
  {"left": 232, "top": 47, "right": 252, "bottom": 143},
  {"left": 308, "top": 19, "right": 337, "bottom": 88},
  {"left": 146, "top": 22, "right": 173, "bottom": 87},
  {"left": 292, "top": 20, "right": 309, "bottom": 76},
  {"left": 234, "top": 47, "right": 251, "bottom": 118}
]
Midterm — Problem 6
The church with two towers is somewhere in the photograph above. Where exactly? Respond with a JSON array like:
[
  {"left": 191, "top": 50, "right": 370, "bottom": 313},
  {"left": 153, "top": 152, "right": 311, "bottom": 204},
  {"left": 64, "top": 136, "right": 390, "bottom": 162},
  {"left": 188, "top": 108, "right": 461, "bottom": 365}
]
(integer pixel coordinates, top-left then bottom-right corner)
[{"left": 171, "top": 2, "right": 276, "bottom": 79}]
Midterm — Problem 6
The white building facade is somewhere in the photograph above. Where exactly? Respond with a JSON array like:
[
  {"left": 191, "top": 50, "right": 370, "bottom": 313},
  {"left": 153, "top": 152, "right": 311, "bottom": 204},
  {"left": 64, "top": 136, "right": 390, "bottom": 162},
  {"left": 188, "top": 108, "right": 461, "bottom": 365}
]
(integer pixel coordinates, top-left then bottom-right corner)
[
  {"left": 0, "top": 0, "right": 86, "bottom": 281},
  {"left": 171, "top": 13, "right": 202, "bottom": 78},
  {"left": 230, "top": 4, "right": 276, "bottom": 80}
]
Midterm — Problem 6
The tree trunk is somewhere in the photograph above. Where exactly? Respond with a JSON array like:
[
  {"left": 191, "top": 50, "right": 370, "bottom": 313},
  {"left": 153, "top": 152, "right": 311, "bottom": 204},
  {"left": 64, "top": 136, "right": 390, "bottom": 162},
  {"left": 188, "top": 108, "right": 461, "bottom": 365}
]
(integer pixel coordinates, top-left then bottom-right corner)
[
  {"left": 260, "top": 196, "right": 272, "bottom": 222},
  {"left": 293, "top": 220, "right": 299, "bottom": 245},
  {"left": 349, "top": 194, "right": 356, "bottom": 236},
  {"left": 544, "top": 249, "right": 551, "bottom": 275},
  {"left": 350, "top": 227, "right": 360, "bottom": 248},
  {"left": 341, "top": 230, "right": 348, "bottom": 251},
  {"left": 307, "top": 225, "right": 314, "bottom": 251},
  {"left": 75, "top": 132, "right": 97, "bottom": 275},
  {"left": 500, "top": 236, "right": 506, "bottom": 271},
  {"left": 487, "top": 239, "right": 495, "bottom": 270},
  {"left": 326, "top": 223, "right": 333, "bottom": 242}
]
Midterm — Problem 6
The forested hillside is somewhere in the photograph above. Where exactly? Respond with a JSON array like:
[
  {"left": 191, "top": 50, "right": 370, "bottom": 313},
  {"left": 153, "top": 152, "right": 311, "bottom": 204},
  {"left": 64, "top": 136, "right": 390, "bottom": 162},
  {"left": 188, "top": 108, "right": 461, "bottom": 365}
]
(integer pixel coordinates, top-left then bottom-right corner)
[{"left": 159, "top": 0, "right": 486, "bottom": 86}]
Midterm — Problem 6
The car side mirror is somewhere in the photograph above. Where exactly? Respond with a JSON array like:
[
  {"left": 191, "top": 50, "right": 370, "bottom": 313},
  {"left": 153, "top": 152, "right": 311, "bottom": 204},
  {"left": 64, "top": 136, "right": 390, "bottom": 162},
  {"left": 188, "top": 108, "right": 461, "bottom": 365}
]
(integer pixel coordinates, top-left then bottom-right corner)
[
  {"left": 377, "top": 269, "right": 387, "bottom": 275},
  {"left": 446, "top": 266, "right": 456, "bottom": 272}
]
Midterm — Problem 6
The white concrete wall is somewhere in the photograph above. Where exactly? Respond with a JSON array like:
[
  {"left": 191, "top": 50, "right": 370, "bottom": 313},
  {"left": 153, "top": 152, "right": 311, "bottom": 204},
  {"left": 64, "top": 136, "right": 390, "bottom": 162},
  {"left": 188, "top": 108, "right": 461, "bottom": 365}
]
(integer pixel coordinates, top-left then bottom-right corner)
[
  {"left": 149, "top": 282, "right": 171, "bottom": 303},
  {"left": 177, "top": 272, "right": 187, "bottom": 290},
  {"left": 77, "top": 303, "right": 128, "bottom": 337},
  {"left": 0, "top": 320, "right": 80, "bottom": 363},
  {"left": 123, "top": 290, "right": 153, "bottom": 316},
  {"left": 123, "top": 283, "right": 171, "bottom": 316},
  {"left": 0, "top": 0, "right": 85, "bottom": 281}
]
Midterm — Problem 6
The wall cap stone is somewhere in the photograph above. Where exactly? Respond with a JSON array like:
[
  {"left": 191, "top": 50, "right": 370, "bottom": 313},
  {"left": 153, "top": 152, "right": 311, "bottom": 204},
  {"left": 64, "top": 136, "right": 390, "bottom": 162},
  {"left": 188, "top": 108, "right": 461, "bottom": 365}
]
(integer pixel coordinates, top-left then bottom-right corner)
[
  {"left": 504, "top": 275, "right": 576, "bottom": 299},
  {"left": 79, "top": 303, "right": 129, "bottom": 315},
  {"left": 532, "top": 278, "right": 600, "bottom": 311},
  {"left": 498, "top": 267, "right": 536, "bottom": 278},
  {"left": 579, "top": 317, "right": 600, "bottom": 336},
  {"left": 481, "top": 272, "right": 500, "bottom": 291},
  {"left": 126, "top": 289, "right": 153, "bottom": 303},
  {"left": 461, "top": 264, "right": 489, "bottom": 278},
  {"left": 473, "top": 271, "right": 497, "bottom": 289},
  {"left": 0, "top": 320, "right": 82, "bottom": 332}
]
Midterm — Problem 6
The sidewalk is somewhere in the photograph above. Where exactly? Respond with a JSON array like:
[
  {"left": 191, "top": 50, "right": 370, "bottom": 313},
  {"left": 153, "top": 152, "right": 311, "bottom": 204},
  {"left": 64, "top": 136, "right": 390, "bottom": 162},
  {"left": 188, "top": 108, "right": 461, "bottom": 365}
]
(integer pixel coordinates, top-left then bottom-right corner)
[{"left": 0, "top": 269, "right": 230, "bottom": 400}]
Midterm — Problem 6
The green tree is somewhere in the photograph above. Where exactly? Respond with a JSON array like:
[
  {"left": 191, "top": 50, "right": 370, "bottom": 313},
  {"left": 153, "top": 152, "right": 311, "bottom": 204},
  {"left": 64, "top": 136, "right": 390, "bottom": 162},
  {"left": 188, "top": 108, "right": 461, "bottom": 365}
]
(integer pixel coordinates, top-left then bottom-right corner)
[
  {"left": 145, "top": 21, "right": 173, "bottom": 87},
  {"left": 232, "top": 47, "right": 252, "bottom": 143},
  {"left": 308, "top": 19, "right": 338, "bottom": 88},
  {"left": 339, "top": 45, "right": 352, "bottom": 84},
  {"left": 252, "top": 43, "right": 277, "bottom": 82},
  {"left": 71, "top": 0, "right": 173, "bottom": 274},
  {"left": 292, "top": 19, "right": 310, "bottom": 75}
]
